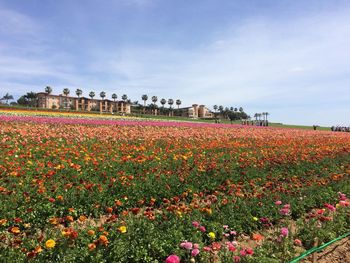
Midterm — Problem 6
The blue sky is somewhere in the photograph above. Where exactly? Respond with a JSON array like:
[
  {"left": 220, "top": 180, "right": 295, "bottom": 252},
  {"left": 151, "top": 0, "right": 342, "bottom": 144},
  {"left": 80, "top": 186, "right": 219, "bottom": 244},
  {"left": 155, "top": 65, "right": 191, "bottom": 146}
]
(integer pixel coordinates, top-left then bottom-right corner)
[{"left": 0, "top": 0, "right": 350, "bottom": 126}]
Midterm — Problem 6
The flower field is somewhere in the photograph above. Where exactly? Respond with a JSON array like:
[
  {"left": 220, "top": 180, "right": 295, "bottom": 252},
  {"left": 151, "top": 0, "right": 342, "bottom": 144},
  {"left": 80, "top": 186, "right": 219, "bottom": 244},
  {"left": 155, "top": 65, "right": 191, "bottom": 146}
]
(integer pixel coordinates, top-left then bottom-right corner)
[{"left": 1, "top": 111, "right": 350, "bottom": 262}]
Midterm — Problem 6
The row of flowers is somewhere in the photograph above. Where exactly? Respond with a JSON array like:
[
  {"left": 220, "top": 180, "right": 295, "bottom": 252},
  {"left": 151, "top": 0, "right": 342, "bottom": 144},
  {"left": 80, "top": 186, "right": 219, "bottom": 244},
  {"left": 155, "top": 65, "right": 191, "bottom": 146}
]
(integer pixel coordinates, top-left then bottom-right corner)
[{"left": 1, "top": 110, "right": 350, "bottom": 262}]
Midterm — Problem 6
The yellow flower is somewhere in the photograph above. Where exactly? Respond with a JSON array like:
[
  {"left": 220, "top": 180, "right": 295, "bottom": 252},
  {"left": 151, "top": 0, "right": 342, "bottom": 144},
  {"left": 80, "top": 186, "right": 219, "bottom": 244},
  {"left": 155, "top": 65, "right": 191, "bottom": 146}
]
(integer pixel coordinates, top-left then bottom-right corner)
[
  {"left": 253, "top": 217, "right": 258, "bottom": 221},
  {"left": 45, "top": 239, "right": 56, "bottom": 249},
  {"left": 208, "top": 232, "right": 216, "bottom": 239},
  {"left": 118, "top": 226, "right": 127, "bottom": 233}
]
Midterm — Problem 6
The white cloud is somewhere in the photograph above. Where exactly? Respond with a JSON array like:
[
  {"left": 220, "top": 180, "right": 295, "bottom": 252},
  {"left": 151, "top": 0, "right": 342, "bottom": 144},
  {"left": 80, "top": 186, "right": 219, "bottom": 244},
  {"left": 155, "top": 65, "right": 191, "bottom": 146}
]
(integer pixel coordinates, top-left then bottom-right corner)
[{"left": 1, "top": 4, "right": 350, "bottom": 126}]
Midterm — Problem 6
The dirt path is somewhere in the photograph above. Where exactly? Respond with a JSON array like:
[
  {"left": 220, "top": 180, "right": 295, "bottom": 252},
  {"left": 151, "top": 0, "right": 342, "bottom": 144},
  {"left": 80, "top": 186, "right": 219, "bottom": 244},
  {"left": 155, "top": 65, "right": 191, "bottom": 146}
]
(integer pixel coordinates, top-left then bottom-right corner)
[{"left": 302, "top": 237, "right": 350, "bottom": 263}]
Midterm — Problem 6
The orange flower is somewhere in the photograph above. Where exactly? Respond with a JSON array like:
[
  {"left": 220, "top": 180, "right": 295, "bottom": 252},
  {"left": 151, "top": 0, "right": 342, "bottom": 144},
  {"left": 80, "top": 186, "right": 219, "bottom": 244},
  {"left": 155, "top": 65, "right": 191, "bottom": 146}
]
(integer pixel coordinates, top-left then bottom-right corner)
[
  {"left": 88, "top": 243, "right": 96, "bottom": 251},
  {"left": 79, "top": 215, "right": 87, "bottom": 222},
  {"left": 10, "top": 226, "right": 21, "bottom": 234},
  {"left": 252, "top": 233, "right": 264, "bottom": 241},
  {"left": 87, "top": 230, "right": 95, "bottom": 236},
  {"left": 66, "top": 215, "right": 74, "bottom": 222},
  {"left": 99, "top": 235, "right": 109, "bottom": 246},
  {"left": 49, "top": 217, "right": 58, "bottom": 225}
]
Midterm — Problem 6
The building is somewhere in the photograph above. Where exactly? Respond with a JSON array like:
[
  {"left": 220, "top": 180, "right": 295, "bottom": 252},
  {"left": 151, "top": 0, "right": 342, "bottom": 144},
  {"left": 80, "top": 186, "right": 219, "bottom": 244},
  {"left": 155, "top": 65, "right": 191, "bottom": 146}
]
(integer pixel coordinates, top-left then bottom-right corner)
[
  {"left": 36, "top": 92, "right": 131, "bottom": 114},
  {"left": 177, "top": 104, "right": 214, "bottom": 118}
]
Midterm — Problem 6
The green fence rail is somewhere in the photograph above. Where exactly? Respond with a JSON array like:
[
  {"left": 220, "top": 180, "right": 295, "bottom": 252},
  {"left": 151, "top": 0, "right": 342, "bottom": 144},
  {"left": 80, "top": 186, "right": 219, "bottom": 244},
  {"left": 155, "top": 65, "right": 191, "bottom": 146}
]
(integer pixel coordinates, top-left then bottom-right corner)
[{"left": 289, "top": 231, "right": 350, "bottom": 263}]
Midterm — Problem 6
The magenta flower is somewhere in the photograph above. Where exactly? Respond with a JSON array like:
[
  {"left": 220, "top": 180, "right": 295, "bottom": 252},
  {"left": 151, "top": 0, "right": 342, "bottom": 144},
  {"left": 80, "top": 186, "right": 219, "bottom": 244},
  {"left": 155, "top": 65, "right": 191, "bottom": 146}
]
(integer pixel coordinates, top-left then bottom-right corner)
[
  {"left": 199, "top": 226, "right": 206, "bottom": 232},
  {"left": 191, "top": 248, "right": 200, "bottom": 257},
  {"left": 275, "top": 200, "right": 282, "bottom": 205},
  {"left": 240, "top": 249, "right": 247, "bottom": 256},
  {"left": 165, "top": 255, "right": 180, "bottom": 263},
  {"left": 281, "top": 227, "right": 289, "bottom": 237},
  {"left": 192, "top": 221, "right": 200, "bottom": 228}
]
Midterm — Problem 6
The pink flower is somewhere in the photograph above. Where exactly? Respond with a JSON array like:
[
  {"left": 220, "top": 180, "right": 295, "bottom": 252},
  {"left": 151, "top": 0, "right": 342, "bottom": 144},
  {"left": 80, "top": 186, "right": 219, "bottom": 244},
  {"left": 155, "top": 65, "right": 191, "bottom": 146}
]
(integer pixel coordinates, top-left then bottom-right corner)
[
  {"left": 203, "top": 246, "right": 211, "bottom": 252},
  {"left": 338, "top": 192, "right": 346, "bottom": 201},
  {"left": 233, "top": 256, "right": 241, "bottom": 262},
  {"left": 192, "top": 221, "right": 200, "bottom": 228},
  {"left": 339, "top": 200, "right": 349, "bottom": 207},
  {"left": 180, "top": 241, "right": 193, "bottom": 250},
  {"left": 324, "top": 203, "right": 336, "bottom": 212},
  {"left": 275, "top": 200, "right": 282, "bottom": 205},
  {"left": 280, "top": 227, "right": 289, "bottom": 237},
  {"left": 294, "top": 239, "right": 302, "bottom": 246},
  {"left": 165, "top": 255, "right": 180, "bottom": 263},
  {"left": 230, "top": 230, "right": 237, "bottom": 236},
  {"left": 223, "top": 225, "right": 229, "bottom": 229},
  {"left": 226, "top": 242, "right": 236, "bottom": 252},
  {"left": 191, "top": 248, "right": 200, "bottom": 257},
  {"left": 240, "top": 249, "right": 247, "bottom": 256},
  {"left": 193, "top": 243, "right": 199, "bottom": 249},
  {"left": 279, "top": 204, "right": 291, "bottom": 216},
  {"left": 199, "top": 226, "right": 206, "bottom": 232}
]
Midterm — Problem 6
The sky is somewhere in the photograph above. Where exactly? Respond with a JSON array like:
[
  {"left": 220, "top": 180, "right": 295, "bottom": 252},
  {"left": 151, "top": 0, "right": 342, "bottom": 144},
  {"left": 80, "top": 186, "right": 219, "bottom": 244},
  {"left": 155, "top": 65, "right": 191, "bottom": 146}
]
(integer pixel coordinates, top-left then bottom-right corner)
[{"left": 0, "top": 0, "right": 349, "bottom": 126}]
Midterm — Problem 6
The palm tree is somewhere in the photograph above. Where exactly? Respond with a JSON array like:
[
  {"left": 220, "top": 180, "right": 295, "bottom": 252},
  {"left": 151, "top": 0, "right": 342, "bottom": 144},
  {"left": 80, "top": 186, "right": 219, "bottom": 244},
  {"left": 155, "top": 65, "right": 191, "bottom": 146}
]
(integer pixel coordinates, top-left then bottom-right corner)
[
  {"left": 218, "top": 105, "right": 224, "bottom": 117},
  {"left": 265, "top": 112, "right": 269, "bottom": 121},
  {"left": 75, "top": 89, "right": 82, "bottom": 98},
  {"left": 168, "top": 99, "right": 174, "bottom": 109},
  {"left": 168, "top": 99, "right": 174, "bottom": 116},
  {"left": 141, "top": 94, "right": 148, "bottom": 114},
  {"left": 26, "top": 92, "right": 38, "bottom": 107},
  {"left": 151, "top": 96, "right": 158, "bottom": 115},
  {"left": 111, "top": 93, "right": 117, "bottom": 113},
  {"left": 257, "top": 113, "right": 262, "bottom": 121},
  {"left": 239, "top": 107, "right": 244, "bottom": 113},
  {"left": 62, "top": 88, "right": 70, "bottom": 109},
  {"left": 160, "top": 98, "right": 166, "bottom": 108},
  {"left": 230, "top": 107, "right": 234, "bottom": 111},
  {"left": 45, "top": 86, "right": 52, "bottom": 94},
  {"left": 44, "top": 86, "right": 52, "bottom": 108},
  {"left": 100, "top": 91, "right": 106, "bottom": 100},
  {"left": 2, "top": 93, "right": 14, "bottom": 104},
  {"left": 151, "top": 96, "right": 158, "bottom": 105},
  {"left": 141, "top": 94, "right": 148, "bottom": 107},
  {"left": 160, "top": 98, "right": 166, "bottom": 114},
  {"left": 63, "top": 88, "right": 70, "bottom": 96},
  {"left": 89, "top": 91, "right": 95, "bottom": 99},
  {"left": 122, "top": 94, "right": 128, "bottom": 102},
  {"left": 176, "top": 99, "right": 182, "bottom": 109},
  {"left": 254, "top": 113, "right": 258, "bottom": 121},
  {"left": 213, "top": 105, "right": 218, "bottom": 112}
]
